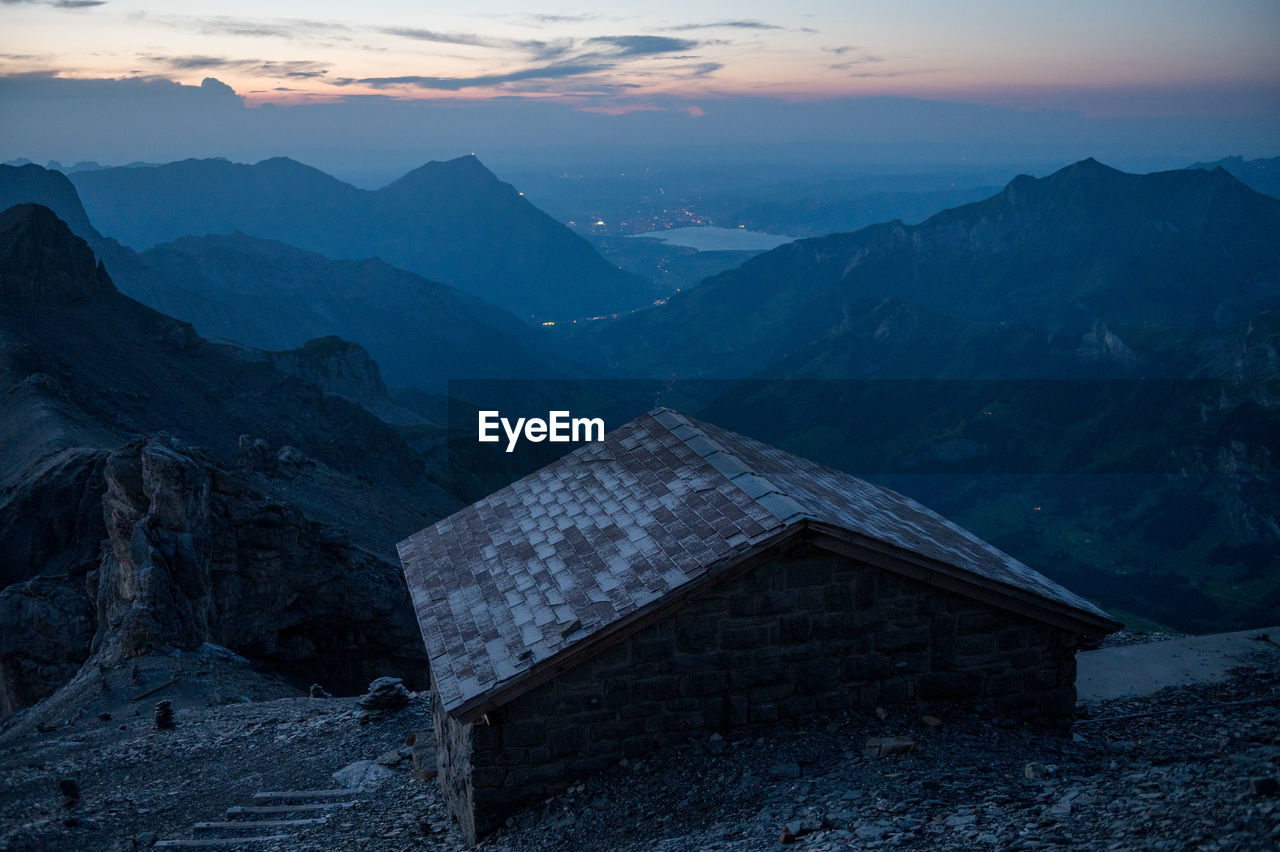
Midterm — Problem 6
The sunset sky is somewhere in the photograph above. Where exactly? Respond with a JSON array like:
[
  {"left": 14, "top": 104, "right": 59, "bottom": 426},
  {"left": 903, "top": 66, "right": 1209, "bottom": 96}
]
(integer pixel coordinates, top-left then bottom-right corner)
[
  {"left": 4, "top": 0, "right": 1278, "bottom": 108},
  {"left": 2, "top": 0, "right": 1278, "bottom": 178}
]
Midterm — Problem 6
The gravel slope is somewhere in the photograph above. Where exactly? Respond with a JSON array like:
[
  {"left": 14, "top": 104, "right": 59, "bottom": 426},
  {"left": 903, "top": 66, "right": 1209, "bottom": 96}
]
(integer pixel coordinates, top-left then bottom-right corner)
[{"left": 1, "top": 639, "right": 1277, "bottom": 852}]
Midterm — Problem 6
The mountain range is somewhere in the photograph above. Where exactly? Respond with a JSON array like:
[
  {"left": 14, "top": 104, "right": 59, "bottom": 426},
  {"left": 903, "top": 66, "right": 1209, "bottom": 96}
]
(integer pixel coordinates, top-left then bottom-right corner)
[
  {"left": 573, "top": 159, "right": 1280, "bottom": 379},
  {"left": 541, "top": 159, "right": 1280, "bottom": 631},
  {"left": 0, "top": 203, "right": 462, "bottom": 718},
  {"left": 2, "top": 153, "right": 1278, "bottom": 722},
  {"left": 1189, "top": 155, "right": 1280, "bottom": 200},
  {"left": 723, "top": 185, "right": 1001, "bottom": 238},
  {"left": 137, "top": 231, "right": 575, "bottom": 389},
  {"left": 68, "top": 155, "right": 657, "bottom": 320},
  {"left": 0, "top": 163, "right": 572, "bottom": 390}
]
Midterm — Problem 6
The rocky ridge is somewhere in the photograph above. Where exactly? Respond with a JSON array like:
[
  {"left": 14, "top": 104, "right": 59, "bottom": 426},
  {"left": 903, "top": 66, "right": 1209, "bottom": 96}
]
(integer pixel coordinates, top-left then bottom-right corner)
[
  {"left": 1, "top": 433, "right": 430, "bottom": 736},
  {"left": 0, "top": 203, "right": 458, "bottom": 720}
]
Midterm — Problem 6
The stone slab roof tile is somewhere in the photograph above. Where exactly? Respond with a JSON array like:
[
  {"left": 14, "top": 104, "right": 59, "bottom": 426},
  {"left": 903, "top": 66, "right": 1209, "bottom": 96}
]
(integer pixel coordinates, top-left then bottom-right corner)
[{"left": 398, "top": 408, "right": 1117, "bottom": 718}]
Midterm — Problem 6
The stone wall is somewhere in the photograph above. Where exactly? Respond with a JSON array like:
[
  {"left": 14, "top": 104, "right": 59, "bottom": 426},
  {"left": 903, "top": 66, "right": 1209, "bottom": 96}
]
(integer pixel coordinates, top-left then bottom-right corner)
[
  {"left": 446, "top": 537, "right": 1080, "bottom": 841},
  {"left": 433, "top": 671, "right": 478, "bottom": 844}
]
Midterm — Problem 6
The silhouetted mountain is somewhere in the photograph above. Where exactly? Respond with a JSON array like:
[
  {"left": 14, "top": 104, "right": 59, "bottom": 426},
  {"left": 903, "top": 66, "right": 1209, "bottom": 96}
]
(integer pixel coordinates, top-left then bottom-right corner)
[
  {"left": 579, "top": 160, "right": 1280, "bottom": 379},
  {"left": 542, "top": 160, "right": 1280, "bottom": 631},
  {"left": 0, "top": 166, "right": 101, "bottom": 239},
  {"left": 138, "top": 231, "right": 577, "bottom": 390},
  {"left": 0, "top": 204, "right": 462, "bottom": 713},
  {"left": 1189, "top": 155, "right": 1280, "bottom": 199},
  {"left": 0, "top": 204, "right": 114, "bottom": 303},
  {"left": 696, "top": 374, "right": 1279, "bottom": 633},
  {"left": 0, "top": 163, "right": 153, "bottom": 294},
  {"left": 70, "top": 155, "right": 656, "bottom": 320},
  {"left": 723, "top": 185, "right": 1001, "bottom": 238},
  {"left": 0, "top": 164, "right": 575, "bottom": 390},
  {"left": 0, "top": 201, "right": 459, "bottom": 543}
]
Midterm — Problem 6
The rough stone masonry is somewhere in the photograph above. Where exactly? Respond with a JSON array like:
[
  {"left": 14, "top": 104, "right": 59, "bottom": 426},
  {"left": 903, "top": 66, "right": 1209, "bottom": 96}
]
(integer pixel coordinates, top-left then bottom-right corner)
[{"left": 434, "top": 540, "right": 1080, "bottom": 842}]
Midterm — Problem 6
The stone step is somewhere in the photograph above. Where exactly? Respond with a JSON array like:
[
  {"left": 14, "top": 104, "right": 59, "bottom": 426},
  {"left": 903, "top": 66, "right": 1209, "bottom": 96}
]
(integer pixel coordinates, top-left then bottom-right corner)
[
  {"left": 252, "top": 789, "right": 363, "bottom": 803},
  {"left": 195, "top": 818, "right": 327, "bottom": 833},
  {"left": 155, "top": 837, "right": 293, "bottom": 848},
  {"left": 226, "top": 801, "right": 356, "bottom": 818}
]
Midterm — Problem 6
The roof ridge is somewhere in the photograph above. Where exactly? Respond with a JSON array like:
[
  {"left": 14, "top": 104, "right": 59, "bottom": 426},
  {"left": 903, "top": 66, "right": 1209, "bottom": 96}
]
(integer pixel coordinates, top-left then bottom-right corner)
[{"left": 648, "top": 408, "right": 810, "bottom": 524}]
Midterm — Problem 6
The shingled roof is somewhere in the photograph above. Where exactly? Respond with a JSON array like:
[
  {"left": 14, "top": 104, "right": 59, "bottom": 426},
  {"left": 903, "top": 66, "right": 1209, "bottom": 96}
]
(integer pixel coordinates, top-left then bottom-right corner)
[{"left": 398, "top": 409, "right": 1119, "bottom": 720}]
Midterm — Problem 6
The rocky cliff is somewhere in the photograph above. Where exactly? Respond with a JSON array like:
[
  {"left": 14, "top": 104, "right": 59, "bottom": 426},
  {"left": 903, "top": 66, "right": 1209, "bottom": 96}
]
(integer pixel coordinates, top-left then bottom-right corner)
[
  {"left": 92, "top": 434, "right": 426, "bottom": 683},
  {"left": 0, "top": 204, "right": 459, "bottom": 722},
  {"left": 234, "top": 335, "right": 389, "bottom": 407}
]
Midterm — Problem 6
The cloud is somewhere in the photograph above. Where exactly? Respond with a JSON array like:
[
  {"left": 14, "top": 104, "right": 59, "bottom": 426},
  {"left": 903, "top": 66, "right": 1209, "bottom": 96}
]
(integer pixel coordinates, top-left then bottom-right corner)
[
  {"left": 680, "top": 62, "right": 724, "bottom": 78},
  {"left": 199, "top": 77, "right": 235, "bottom": 95},
  {"left": 662, "top": 20, "right": 780, "bottom": 32},
  {"left": 143, "top": 14, "right": 349, "bottom": 41},
  {"left": 352, "top": 33, "right": 703, "bottom": 92},
  {"left": 141, "top": 54, "right": 329, "bottom": 79},
  {"left": 1, "top": 0, "right": 106, "bottom": 7},
  {"left": 526, "top": 13, "right": 597, "bottom": 24},
  {"left": 585, "top": 36, "right": 699, "bottom": 57},
  {"left": 828, "top": 56, "right": 886, "bottom": 71},
  {"left": 357, "top": 62, "right": 608, "bottom": 91},
  {"left": 824, "top": 45, "right": 859, "bottom": 55},
  {"left": 376, "top": 27, "right": 498, "bottom": 48},
  {"left": 145, "top": 55, "right": 239, "bottom": 70},
  {"left": 378, "top": 27, "right": 574, "bottom": 60},
  {"left": 576, "top": 104, "right": 665, "bottom": 115}
]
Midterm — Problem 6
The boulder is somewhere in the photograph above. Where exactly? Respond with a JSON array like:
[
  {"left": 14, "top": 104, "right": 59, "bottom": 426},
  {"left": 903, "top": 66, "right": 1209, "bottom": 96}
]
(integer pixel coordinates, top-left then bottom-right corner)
[{"left": 863, "top": 736, "right": 916, "bottom": 758}]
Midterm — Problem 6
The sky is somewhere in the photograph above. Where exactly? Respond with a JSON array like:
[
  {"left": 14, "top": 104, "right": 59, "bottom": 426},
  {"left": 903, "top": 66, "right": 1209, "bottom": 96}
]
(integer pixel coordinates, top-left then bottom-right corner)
[{"left": 2, "top": 0, "right": 1278, "bottom": 180}]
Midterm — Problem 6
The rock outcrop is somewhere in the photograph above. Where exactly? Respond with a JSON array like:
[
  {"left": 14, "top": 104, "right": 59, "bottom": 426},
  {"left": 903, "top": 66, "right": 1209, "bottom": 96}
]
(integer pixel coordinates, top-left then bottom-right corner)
[
  {"left": 0, "top": 204, "right": 113, "bottom": 304},
  {"left": 0, "top": 573, "right": 96, "bottom": 717},
  {"left": 247, "top": 336, "right": 389, "bottom": 407},
  {"left": 1, "top": 434, "right": 431, "bottom": 727},
  {"left": 90, "top": 435, "right": 428, "bottom": 686},
  {"left": 0, "top": 205, "right": 459, "bottom": 720}
]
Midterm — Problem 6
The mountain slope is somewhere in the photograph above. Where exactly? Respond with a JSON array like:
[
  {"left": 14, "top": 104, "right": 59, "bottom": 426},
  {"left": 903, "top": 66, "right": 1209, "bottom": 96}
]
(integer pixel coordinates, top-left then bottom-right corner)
[
  {"left": 544, "top": 161, "right": 1280, "bottom": 632},
  {"left": 0, "top": 164, "right": 576, "bottom": 390},
  {"left": 724, "top": 184, "right": 1001, "bottom": 238},
  {"left": 138, "top": 231, "right": 576, "bottom": 389},
  {"left": 1189, "top": 155, "right": 1280, "bottom": 199},
  {"left": 0, "top": 164, "right": 101, "bottom": 239},
  {"left": 0, "top": 203, "right": 461, "bottom": 715},
  {"left": 69, "top": 155, "right": 655, "bottom": 320},
  {"left": 0, "top": 203, "right": 458, "bottom": 552},
  {"left": 578, "top": 160, "right": 1280, "bottom": 379},
  {"left": 0, "top": 163, "right": 148, "bottom": 287}
]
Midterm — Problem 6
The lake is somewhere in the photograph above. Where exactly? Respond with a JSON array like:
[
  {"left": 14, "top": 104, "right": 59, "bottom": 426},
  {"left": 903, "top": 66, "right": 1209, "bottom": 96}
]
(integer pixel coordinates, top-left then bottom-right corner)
[{"left": 627, "top": 226, "right": 793, "bottom": 252}]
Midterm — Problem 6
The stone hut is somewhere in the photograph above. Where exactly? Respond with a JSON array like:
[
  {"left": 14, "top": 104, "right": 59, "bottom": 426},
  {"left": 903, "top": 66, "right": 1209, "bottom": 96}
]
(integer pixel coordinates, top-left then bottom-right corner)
[{"left": 397, "top": 409, "right": 1119, "bottom": 843}]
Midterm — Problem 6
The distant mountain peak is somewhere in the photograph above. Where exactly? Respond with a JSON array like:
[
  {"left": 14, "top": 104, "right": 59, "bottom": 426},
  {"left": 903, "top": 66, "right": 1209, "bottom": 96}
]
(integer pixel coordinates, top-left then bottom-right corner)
[
  {"left": 382, "top": 153, "right": 501, "bottom": 193},
  {"left": 1191, "top": 154, "right": 1246, "bottom": 170},
  {"left": 66, "top": 153, "right": 654, "bottom": 318},
  {"left": 1185, "top": 155, "right": 1280, "bottom": 200},
  {"left": 253, "top": 155, "right": 333, "bottom": 176},
  {"left": 0, "top": 203, "right": 114, "bottom": 304},
  {"left": 0, "top": 163, "right": 102, "bottom": 240},
  {"left": 997, "top": 156, "right": 1256, "bottom": 215},
  {"left": 1046, "top": 157, "right": 1124, "bottom": 183}
]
